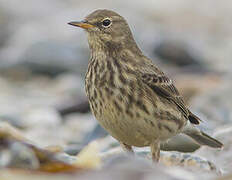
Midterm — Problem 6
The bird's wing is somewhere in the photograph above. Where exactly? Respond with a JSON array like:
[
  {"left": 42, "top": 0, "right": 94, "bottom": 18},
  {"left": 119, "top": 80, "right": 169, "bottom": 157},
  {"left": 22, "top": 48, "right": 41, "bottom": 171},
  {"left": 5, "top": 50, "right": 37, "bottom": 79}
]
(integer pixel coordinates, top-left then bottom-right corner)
[{"left": 139, "top": 64, "right": 200, "bottom": 124}]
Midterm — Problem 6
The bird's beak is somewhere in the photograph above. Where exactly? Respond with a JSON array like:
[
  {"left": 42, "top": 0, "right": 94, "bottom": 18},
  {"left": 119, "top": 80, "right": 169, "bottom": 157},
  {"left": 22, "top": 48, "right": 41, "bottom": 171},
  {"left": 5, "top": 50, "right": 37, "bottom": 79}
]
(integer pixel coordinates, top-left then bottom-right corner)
[{"left": 68, "top": 21, "right": 95, "bottom": 29}]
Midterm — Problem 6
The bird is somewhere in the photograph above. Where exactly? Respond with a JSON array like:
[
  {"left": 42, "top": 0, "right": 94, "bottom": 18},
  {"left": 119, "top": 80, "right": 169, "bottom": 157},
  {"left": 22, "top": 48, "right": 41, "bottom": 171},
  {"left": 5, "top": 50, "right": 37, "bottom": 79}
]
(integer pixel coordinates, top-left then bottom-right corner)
[{"left": 68, "top": 9, "right": 223, "bottom": 162}]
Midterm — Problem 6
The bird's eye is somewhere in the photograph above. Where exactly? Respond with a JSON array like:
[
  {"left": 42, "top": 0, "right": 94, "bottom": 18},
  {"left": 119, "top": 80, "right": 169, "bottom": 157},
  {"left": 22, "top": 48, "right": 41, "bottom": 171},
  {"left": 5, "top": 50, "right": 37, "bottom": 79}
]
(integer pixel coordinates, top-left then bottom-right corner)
[{"left": 102, "top": 19, "right": 111, "bottom": 27}]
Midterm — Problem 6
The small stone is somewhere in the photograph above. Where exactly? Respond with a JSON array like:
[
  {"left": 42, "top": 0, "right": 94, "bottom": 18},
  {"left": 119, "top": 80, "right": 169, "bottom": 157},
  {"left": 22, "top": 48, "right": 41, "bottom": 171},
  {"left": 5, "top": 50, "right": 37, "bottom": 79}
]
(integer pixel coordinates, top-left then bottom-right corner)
[
  {"left": 0, "top": 123, "right": 39, "bottom": 169},
  {"left": 74, "top": 141, "right": 101, "bottom": 169},
  {"left": 6, "top": 142, "right": 40, "bottom": 169}
]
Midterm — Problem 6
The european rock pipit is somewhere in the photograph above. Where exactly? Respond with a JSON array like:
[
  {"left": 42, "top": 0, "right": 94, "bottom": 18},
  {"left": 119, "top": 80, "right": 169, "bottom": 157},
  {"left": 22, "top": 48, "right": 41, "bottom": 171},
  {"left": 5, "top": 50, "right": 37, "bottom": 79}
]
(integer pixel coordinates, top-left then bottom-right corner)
[{"left": 68, "top": 9, "right": 223, "bottom": 162}]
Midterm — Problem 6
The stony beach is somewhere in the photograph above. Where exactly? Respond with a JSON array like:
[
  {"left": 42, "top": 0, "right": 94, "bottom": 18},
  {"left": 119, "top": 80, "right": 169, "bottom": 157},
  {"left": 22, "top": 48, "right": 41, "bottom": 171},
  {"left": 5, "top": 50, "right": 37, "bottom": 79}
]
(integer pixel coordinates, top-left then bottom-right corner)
[{"left": 0, "top": 0, "right": 232, "bottom": 179}]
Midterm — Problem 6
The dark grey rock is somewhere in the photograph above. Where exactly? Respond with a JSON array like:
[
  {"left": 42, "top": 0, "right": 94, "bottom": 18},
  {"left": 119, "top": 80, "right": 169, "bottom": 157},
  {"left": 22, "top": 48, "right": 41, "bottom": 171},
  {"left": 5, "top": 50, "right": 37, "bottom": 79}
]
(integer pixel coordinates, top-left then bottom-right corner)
[
  {"left": 58, "top": 98, "right": 90, "bottom": 116},
  {"left": 154, "top": 40, "right": 204, "bottom": 67}
]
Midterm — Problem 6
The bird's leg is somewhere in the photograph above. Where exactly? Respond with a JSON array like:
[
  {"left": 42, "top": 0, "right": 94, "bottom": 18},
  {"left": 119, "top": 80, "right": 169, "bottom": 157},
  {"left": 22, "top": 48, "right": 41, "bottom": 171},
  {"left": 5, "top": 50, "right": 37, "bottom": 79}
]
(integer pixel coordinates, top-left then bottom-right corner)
[
  {"left": 150, "top": 140, "right": 160, "bottom": 162},
  {"left": 120, "top": 142, "right": 134, "bottom": 154}
]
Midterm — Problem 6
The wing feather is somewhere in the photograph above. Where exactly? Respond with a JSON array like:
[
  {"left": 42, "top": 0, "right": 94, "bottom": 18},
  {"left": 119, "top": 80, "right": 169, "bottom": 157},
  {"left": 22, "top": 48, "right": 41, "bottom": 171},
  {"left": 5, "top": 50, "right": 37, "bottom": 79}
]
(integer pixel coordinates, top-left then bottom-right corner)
[{"left": 140, "top": 70, "right": 200, "bottom": 125}]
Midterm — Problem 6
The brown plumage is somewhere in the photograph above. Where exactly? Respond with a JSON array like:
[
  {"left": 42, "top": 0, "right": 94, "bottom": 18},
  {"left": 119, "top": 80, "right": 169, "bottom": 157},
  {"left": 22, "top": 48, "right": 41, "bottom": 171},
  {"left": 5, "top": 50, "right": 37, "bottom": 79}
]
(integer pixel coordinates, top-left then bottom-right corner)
[{"left": 68, "top": 9, "right": 223, "bottom": 162}]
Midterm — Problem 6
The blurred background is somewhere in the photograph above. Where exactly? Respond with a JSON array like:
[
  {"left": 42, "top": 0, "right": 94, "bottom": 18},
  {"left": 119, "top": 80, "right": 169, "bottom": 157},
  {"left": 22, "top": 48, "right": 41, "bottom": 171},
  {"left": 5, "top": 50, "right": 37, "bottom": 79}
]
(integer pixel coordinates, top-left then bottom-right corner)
[{"left": 0, "top": 0, "right": 232, "bottom": 179}]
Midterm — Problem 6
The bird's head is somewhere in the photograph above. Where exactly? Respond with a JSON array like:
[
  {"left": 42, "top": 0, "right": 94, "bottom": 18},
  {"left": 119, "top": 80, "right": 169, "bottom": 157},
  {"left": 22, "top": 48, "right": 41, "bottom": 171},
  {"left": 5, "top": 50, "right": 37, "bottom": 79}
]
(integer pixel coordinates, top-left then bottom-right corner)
[{"left": 68, "top": 9, "right": 139, "bottom": 52}]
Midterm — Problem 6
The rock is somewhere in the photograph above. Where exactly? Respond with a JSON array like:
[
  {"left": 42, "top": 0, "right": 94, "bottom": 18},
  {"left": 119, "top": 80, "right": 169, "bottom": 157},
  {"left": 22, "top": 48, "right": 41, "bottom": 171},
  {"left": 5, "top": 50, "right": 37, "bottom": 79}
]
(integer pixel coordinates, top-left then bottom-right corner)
[
  {"left": 58, "top": 98, "right": 90, "bottom": 116},
  {"left": 1, "top": 0, "right": 232, "bottom": 76},
  {"left": 21, "top": 107, "right": 62, "bottom": 128},
  {"left": 54, "top": 152, "right": 77, "bottom": 165},
  {"left": 63, "top": 113, "right": 96, "bottom": 142},
  {"left": 0, "top": 122, "right": 27, "bottom": 141},
  {"left": 159, "top": 151, "right": 221, "bottom": 173},
  {"left": 83, "top": 124, "right": 108, "bottom": 145},
  {"left": 65, "top": 124, "right": 108, "bottom": 155},
  {"left": 100, "top": 147, "right": 220, "bottom": 179},
  {"left": 64, "top": 144, "right": 84, "bottom": 156},
  {"left": 0, "top": 115, "right": 26, "bottom": 129},
  {"left": 0, "top": 73, "right": 83, "bottom": 115},
  {"left": 19, "top": 107, "right": 63, "bottom": 145},
  {"left": 17, "top": 41, "right": 88, "bottom": 76},
  {"left": 0, "top": 73, "right": 88, "bottom": 147},
  {"left": 84, "top": 154, "right": 196, "bottom": 180},
  {"left": 74, "top": 141, "right": 101, "bottom": 169},
  {"left": 0, "top": 0, "right": 91, "bottom": 76},
  {"left": 190, "top": 79, "right": 232, "bottom": 128},
  {"left": 174, "top": 73, "right": 222, "bottom": 104},
  {"left": 0, "top": 157, "right": 194, "bottom": 180},
  {"left": 154, "top": 40, "right": 205, "bottom": 69},
  {"left": 0, "top": 142, "right": 40, "bottom": 169},
  {"left": 0, "top": 122, "right": 82, "bottom": 172},
  {"left": 195, "top": 126, "right": 232, "bottom": 172}
]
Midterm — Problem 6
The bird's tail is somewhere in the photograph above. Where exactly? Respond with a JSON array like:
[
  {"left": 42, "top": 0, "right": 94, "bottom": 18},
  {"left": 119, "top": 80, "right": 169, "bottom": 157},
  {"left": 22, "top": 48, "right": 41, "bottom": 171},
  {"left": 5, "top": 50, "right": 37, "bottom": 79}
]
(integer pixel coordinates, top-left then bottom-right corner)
[{"left": 183, "top": 123, "right": 223, "bottom": 148}]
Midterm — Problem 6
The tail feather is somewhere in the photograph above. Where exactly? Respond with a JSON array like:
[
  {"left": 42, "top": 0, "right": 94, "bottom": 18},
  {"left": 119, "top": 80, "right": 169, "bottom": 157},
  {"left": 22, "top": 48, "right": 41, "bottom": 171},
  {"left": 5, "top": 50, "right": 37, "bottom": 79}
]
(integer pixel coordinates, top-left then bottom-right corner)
[
  {"left": 188, "top": 111, "right": 201, "bottom": 125},
  {"left": 185, "top": 130, "right": 223, "bottom": 148}
]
